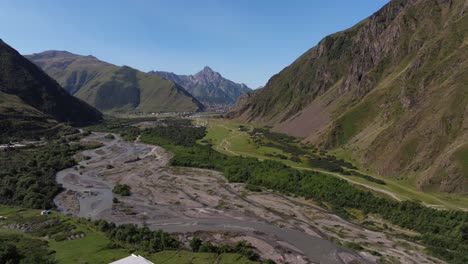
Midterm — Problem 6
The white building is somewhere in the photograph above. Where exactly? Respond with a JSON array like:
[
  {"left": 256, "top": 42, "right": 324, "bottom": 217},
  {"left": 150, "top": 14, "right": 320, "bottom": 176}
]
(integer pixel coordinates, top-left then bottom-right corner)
[
  {"left": 40, "top": 210, "right": 51, "bottom": 215},
  {"left": 110, "top": 254, "right": 154, "bottom": 264}
]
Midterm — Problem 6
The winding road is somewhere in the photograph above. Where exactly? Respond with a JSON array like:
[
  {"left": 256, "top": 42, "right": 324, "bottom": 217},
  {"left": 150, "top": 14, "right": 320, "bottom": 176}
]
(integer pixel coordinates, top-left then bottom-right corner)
[{"left": 214, "top": 123, "right": 403, "bottom": 202}]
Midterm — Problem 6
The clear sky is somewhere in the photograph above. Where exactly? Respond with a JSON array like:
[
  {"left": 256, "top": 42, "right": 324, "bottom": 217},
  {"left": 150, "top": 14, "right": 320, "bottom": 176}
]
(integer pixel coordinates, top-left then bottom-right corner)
[{"left": 1, "top": 0, "right": 388, "bottom": 88}]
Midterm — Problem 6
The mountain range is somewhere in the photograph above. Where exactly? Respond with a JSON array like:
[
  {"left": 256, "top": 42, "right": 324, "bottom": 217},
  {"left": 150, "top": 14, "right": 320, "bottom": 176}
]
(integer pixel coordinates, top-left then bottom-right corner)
[
  {"left": 26, "top": 51, "right": 204, "bottom": 113},
  {"left": 229, "top": 0, "right": 468, "bottom": 193},
  {"left": 150, "top": 67, "right": 251, "bottom": 106},
  {"left": 0, "top": 40, "right": 102, "bottom": 141}
]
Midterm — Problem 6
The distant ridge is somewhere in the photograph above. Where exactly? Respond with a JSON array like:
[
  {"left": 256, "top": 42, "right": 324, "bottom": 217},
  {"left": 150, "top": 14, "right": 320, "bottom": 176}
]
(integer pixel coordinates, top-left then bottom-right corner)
[{"left": 26, "top": 51, "right": 204, "bottom": 113}]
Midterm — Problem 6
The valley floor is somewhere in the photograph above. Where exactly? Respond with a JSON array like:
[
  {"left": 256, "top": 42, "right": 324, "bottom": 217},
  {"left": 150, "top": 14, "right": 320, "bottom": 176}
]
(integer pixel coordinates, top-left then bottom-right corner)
[
  {"left": 54, "top": 132, "right": 443, "bottom": 264},
  {"left": 0, "top": 205, "right": 257, "bottom": 264},
  {"left": 201, "top": 119, "right": 468, "bottom": 211}
]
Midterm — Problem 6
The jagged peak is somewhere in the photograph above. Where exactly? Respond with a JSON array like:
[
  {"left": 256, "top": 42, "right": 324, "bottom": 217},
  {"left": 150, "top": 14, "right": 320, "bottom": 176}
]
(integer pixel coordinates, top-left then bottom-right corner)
[
  {"left": 202, "top": 66, "right": 213, "bottom": 72},
  {"left": 195, "top": 66, "right": 222, "bottom": 79}
]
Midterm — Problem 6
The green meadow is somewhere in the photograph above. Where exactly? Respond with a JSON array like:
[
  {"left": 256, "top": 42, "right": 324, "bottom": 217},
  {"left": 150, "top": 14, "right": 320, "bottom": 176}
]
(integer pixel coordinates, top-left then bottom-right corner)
[{"left": 201, "top": 118, "right": 468, "bottom": 210}]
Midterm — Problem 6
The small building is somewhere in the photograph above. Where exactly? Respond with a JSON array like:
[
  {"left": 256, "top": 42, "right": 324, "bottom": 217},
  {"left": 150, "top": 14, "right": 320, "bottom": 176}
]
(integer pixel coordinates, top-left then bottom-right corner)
[
  {"left": 40, "top": 210, "right": 51, "bottom": 215},
  {"left": 109, "top": 254, "right": 154, "bottom": 264}
]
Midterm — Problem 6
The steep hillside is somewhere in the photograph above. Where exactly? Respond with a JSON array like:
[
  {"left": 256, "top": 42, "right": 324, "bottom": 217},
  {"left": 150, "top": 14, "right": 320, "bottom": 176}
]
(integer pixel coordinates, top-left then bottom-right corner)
[
  {"left": 26, "top": 51, "right": 204, "bottom": 113},
  {"left": 0, "top": 39, "right": 102, "bottom": 141},
  {"left": 150, "top": 66, "right": 251, "bottom": 106},
  {"left": 0, "top": 91, "right": 61, "bottom": 142},
  {"left": 229, "top": 0, "right": 468, "bottom": 193}
]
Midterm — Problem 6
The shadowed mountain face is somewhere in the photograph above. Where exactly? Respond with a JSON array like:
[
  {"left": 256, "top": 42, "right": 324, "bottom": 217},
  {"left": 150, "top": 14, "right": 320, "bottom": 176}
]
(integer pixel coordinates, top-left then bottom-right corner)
[
  {"left": 0, "top": 39, "right": 102, "bottom": 140},
  {"left": 150, "top": 66, "right": 251, "bottom": 106},
  {"left": 26, "top": 51, "right": 204, "bottom": 113},
  {"left": 229, "top": 0, "right": 468, "bottom": 193}
]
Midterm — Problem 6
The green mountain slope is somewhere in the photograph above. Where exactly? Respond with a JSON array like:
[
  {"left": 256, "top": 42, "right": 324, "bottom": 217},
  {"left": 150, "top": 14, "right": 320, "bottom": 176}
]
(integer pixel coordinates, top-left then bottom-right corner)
[
  {"left": 150, "top": 66, "right": 251, "bottom": 106},
  {"left": 228, "top": 0, "right": 468, "bottom": 193},
  {"left": 26, "top": 51, "right": 204, "bottom": 113},
  {"left": 0, "top": 91, "right": 61, "bottom": 142},
  {"left": 0, "top": 40, "right": 102, "bottom": 141}
]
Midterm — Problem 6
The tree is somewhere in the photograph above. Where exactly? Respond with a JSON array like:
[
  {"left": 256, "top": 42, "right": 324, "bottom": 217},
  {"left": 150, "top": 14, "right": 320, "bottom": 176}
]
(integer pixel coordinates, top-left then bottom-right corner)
[
  {"left": 460, "top": 224, "right": 468, "bottom": 242},
  {"left": 190, "top": 237, "right": 202, "bottom": 252},
  {"left": 0, "top": 244, "right": 20, "bottom": 264},
  {"left": 112, "top": 184, "right": 130, "bottom": 196}
]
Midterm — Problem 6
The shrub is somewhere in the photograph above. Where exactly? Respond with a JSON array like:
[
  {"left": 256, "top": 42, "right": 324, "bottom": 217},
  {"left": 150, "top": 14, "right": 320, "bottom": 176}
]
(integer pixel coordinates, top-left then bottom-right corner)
[
  {"left": 112, "top": 184, "right": 130, "bottom": 196},
  {"left": 104, "top": 134, "right": 115, "bottom": 140}
]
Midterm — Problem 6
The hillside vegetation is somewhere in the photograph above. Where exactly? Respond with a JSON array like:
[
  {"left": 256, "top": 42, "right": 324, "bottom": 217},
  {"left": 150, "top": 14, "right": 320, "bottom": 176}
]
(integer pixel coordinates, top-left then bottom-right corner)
[
  {"left": 26, "top": 51, "right": 204, "bottom": 113},
  {"left": 0, "top": 40, "right": 102, "bottom": 142},
  {"left": 0, "top": 136, "right": 97, "bottom": 209},
  {"left": 228, "top": 0, "right": 468, "bottom": 193},
  {"left": 0, "top": 91, "right": 70, "bottom": 142}
]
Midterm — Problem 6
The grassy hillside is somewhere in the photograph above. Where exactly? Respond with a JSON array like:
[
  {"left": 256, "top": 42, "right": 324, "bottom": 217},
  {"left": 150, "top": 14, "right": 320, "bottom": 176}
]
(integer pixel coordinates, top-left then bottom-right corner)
[
  {"left": 228, "top": 0, "right": 468, "bottom": 193},
  {"left": 0, "top": 40, "right": 102, "bottom": 142},
  {"left": 0, "top": 91, "right": 62, "bottom": 142},
  {"left": 26, "top": 51, "right": 204, "bottom": 113},
  {"left": 0, "top": 40, "right": 102, "bottom": 126}
]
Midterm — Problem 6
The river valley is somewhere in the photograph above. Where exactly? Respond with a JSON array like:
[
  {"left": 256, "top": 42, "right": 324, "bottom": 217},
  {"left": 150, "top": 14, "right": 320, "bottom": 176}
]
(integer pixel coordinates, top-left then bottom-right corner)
[{"left": 54, "top": 132, "right": 443, "bottom": 264}]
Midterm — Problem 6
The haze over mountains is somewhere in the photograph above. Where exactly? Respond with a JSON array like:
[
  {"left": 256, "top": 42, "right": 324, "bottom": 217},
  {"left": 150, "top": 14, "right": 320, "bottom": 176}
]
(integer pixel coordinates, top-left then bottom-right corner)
[
  {"left": 229, "top": 0, "right": 468, "bottom": 193},
  {"left": 26, "top": 51, "right": 205, "bottom": 113},
  {"left": 150, "top": 67, "right": 251, "bottom": 107},
  {"left": 0, "top": 39, "right": 102, "bottom": 141}
]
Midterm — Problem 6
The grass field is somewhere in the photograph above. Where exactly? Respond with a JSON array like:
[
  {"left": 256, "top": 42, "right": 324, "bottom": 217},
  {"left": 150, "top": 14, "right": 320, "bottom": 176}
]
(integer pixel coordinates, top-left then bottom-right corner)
[
  {"left": 49, "top": 231, "right": 130, "bottom": 264},
  {"left": 0, "top": 206, "right": 258, "bottom": 264},
  {"left": 200, "top": 119, "right": 305, "bottom": 168},
  {"left": 200, "top": 118, "right": 468, "bottom": 210},
  {"left": 146, "top": 251, "right": 257, "bottom": 264}
]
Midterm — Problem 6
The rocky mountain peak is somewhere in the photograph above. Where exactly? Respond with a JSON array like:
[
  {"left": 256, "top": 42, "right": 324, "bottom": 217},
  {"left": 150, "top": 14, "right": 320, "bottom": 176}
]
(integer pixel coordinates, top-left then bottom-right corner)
[
  {"left": 195, "top": 66, "right": 222, "bottom": 81},
  {"left": 150, "top": 66, "right": 251, "bottom": 106},
  {"left": 202, "top": 66, "right": 214, "bottom": 72}
]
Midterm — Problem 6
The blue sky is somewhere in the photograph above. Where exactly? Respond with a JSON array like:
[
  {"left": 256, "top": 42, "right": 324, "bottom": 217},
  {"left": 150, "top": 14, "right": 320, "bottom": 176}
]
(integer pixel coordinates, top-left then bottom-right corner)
[{"left": 1, "top": 0, "right": 388, "bottom": 88}]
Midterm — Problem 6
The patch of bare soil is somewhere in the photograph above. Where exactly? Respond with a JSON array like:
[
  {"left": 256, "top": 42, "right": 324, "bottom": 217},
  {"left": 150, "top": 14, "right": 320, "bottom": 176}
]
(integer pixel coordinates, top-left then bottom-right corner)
[
  {"left": 55, "top": 190, "right": 80, "bottom": 215},
  {"left": 273, "top": 100, "right": 329, "bottom": 138}
]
